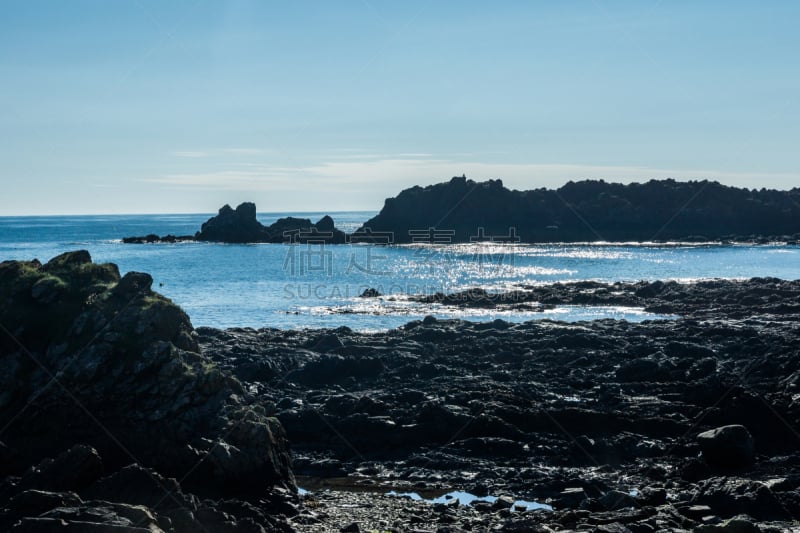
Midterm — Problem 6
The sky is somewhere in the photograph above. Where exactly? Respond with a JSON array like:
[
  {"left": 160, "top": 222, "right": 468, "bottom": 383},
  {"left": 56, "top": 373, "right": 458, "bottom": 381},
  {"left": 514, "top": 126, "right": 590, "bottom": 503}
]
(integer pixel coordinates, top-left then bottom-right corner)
[{"left": 1, "top": 1, "right": 799, "bottom": 215}]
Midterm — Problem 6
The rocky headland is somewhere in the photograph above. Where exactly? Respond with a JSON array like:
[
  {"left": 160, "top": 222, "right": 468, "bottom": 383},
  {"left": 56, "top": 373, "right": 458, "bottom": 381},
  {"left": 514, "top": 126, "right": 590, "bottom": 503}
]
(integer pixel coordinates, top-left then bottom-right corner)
[
  {"left": 123, "top": 202, "right": 346, "bottom": 244},
  {"left": 3, "top": 252, "right": 800, "bottom": 531},
  {"left": 358, "top": 177, "right": 800, "bottom": 244}
]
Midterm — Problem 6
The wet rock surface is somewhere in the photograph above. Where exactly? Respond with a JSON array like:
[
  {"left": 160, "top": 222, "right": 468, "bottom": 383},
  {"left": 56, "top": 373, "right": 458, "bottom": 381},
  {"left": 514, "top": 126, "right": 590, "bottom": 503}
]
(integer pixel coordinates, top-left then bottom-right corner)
[{"left": 195, "top": 277, "right": 800, "bottom": 531}]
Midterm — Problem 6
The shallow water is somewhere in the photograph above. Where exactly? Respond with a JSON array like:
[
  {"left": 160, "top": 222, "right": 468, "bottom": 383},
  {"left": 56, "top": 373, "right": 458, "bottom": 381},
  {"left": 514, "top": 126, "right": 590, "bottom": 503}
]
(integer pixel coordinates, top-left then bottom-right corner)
[
  {"left": 386, "top": 489, "right": 553, "bottom": 512},
  {"left": 1, "top": 213, "right": 798, "bottom": 330}
]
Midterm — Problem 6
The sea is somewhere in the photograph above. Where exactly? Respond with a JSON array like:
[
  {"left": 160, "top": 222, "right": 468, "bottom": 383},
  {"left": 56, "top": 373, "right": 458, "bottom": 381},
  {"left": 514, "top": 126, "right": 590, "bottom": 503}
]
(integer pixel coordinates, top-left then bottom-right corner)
[{"left": 1, "top": 212, "right": 799, "bottom": 331}]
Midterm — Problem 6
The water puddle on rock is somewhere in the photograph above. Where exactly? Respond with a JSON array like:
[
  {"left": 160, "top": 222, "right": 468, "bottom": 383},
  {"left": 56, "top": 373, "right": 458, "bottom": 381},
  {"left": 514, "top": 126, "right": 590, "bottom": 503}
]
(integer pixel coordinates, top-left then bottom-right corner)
[
  {"left": 296, "top": 476, "right": 552, "bottom": 512},
  {"left": 386, "top": 490, "right": 552, "bottom": 512}
]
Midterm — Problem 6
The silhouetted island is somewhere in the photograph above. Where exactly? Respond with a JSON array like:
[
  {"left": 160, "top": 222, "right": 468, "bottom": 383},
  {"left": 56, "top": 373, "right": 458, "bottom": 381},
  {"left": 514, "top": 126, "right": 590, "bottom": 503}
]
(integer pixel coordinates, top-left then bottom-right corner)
[
  {"left": 123, "top": 201, "right": 346, "bottom": 244},
  {"left": 358, "top": 177, "right": 800, "bottom": 243}
]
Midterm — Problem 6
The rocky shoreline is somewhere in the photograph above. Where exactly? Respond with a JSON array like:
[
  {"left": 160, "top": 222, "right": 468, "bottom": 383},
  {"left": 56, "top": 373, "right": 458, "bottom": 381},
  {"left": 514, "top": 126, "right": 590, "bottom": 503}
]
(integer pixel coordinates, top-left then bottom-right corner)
[
  {"left": 195, "top": 277, "right": 800, "bottom": 531},
  {"left": 2, "top": 252, "right": 800, "bottom": 531}
]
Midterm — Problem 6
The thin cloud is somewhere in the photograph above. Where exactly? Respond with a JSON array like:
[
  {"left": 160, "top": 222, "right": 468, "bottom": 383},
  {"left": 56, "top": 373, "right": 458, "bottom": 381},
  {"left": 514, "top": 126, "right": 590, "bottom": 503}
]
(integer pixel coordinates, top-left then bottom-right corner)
[
  {"left": 221, "top": 148, "right": 266, "bottom": 155},
  {"left": 170, "top": 151, "right": 209, "bottom": 158},
  {"left": 169, "top": 148, "right": 268, "bottom": 158},
  {"left": 148, "top": 158, "right": 800, "bottom": 193}
]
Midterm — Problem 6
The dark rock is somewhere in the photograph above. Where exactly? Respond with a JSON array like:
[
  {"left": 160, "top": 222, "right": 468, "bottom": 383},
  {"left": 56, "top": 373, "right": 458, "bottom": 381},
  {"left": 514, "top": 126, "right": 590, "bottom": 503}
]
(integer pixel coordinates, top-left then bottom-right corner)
[
  {"left": 678, "top": 504, "right": 714, "bottom": 519},
  {"left": 0, "top": 252, "right": 294, "bottom": 498},
  {"left": 698, "top": 425, "right": 755, "bottom": 468},
  {"left": 4, "top": 490, "right": 83, "bottom": 527},
  {"left": 692, "top": 477, "right": 789, "bottom": 520},
  {"left": 450, "top": 437, "right": 526, "bottom": 457},
  {"left": 43, "top": 250, "right": 92, "bottom": 268},
  {"left": 492, "top": 495, "right": 515, "bottom": 510},
  {"left": 316, "top": 215, "right": 335, "bottom": 232},
  {"left": 0, "top": 441, "right": 26, "bottom": 476},
  {"left": 292, "top": 354, "right": 384, "bottom": 385},
  {"left": 112, "top": 271, "right": 152, "bottom": 296},
  {"left": 193, "top": 202, "right": 346, "bottom": 243},
  {"left": 359, "top": 288, "right": 382, "bottom": 298},
  {"left": 18, "top": 445, "right": 103, "bottom": 493},
  {"left": 125, "top": 203, "right": 346, "bottom": 244},
  {"left": 599, "top": 490, "right": 639, "bottom": 511},
  {"left": 11, "top": 502, "right": 162, "bottom": 532},
  {"left": 358, "top": 177, "right": 800, "bottom": 243},
  {"left": 694, "top": 516, "right": 762, "bottom": 532},
  {"left": 196, "top": 202, "right": 268, "bottom": 243},
  {"left": 615, "top": 359, "right": 662, "bottom": 382},
  {"left": 122, "top": 234, "right": 195, "bottom": 244},
  {"left": 310, "top": 333, "right": 344, "bottom": 352},
  {"left": 554, "top": 487, "right": 588, "bottom": 509},
  {"left": 82, "top": 463, "right": 194, "bottom": 511}
]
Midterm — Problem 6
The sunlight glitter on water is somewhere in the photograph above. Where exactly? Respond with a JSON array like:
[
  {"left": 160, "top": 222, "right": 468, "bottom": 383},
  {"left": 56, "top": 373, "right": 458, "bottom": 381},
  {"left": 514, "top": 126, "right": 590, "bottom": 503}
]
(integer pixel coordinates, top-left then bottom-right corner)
[{"left": 1, "top": 213, "right": 798, "bottom": 329}]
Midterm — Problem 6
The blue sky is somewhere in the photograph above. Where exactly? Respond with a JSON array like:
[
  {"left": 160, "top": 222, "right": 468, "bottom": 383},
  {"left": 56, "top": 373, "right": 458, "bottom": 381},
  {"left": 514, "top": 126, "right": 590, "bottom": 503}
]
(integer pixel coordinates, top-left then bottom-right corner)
[{"left": 1, "top": 1, "right": 799, "bottom": 215}]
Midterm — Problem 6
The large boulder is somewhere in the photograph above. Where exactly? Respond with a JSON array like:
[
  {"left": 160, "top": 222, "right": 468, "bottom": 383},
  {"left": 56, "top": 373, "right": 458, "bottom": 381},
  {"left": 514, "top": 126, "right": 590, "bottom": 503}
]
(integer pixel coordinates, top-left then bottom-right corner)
[
  {"left": 697, "top": 425, "right": 755, "bottom": 468},
  {"left": 0, "top": 251, "right": 294, "bottom": 495},
  {"left": 692, "top": 477, "right": 789, "bottom": 520}
]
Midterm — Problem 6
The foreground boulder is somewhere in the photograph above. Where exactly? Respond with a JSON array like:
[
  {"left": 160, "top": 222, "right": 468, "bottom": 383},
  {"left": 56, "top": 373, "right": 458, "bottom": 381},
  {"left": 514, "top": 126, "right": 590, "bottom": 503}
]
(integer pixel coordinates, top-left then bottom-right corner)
[{"left": 0, "top": 251, "right": 293, "bottom": 495}]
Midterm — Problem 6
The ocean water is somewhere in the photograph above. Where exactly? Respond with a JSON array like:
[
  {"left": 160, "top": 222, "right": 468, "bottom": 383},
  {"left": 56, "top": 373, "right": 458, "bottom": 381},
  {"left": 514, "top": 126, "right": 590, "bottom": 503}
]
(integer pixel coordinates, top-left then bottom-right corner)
[{"left": 1, "top": 213, "right": 798, "bottom": 330}]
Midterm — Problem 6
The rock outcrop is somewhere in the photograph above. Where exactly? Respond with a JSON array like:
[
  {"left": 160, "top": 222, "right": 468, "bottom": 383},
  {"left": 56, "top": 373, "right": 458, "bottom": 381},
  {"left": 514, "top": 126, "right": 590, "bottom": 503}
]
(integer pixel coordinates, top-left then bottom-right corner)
[
  {"left": 195, "top": 202, "right": 268, "bottom": 243},
  {"left": 124, "top": 202, "right": 347, "bottom": 244},
  {"left": 0, "top": 251, "right": 296, "bottom": 530},
  {"left": 358, "top": 176, "right": 800, "bottom": 243}
]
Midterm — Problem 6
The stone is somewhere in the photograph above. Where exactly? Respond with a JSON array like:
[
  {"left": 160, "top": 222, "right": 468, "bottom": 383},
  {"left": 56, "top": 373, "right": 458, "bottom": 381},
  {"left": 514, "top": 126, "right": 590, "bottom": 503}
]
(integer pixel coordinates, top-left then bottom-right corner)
[
  {"left": 359, "top": 287, "right": 382, "bottom": 298},
  {"left": 82, "top": 463, "right": 192, "bottom": 511},
  {"left": 492, "top": 495, "right": 515, "bottom": 510},
  {"left": 615, "top": 358, "right": 662, "bottom": 382},
  {"left": 697, "top": 425, "right": 755, "bottom": 468},
  {"left": 692, "top": 477, "right": 789, "bottom": 521},
  {"left": 18, "top": 445, "right": 103, "bottom": 493},
  {"left": 695, "top": 516, "right": 761, "bottom": 533},
  {"left": 599, "top": 490, "right": 639, "bottom": 511}
]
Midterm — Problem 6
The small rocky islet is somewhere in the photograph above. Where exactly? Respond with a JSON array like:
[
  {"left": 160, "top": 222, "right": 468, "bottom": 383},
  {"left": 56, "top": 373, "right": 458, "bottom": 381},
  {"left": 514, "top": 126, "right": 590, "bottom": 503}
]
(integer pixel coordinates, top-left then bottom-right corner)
[
  {"left": 122, "top": 202, "right": 346, "bottom": 245},
  {"left": 2, "top": 251, "right": 800, "bottom": 531}
]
